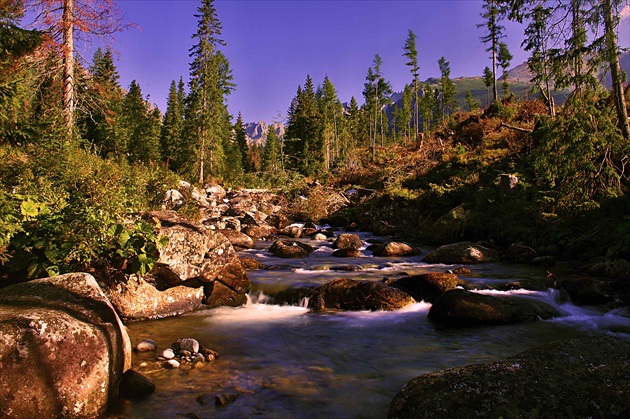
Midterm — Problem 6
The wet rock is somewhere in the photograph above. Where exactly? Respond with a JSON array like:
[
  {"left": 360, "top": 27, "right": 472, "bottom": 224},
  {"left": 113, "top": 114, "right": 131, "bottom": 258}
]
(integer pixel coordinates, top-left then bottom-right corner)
[
  {"left": 267, "top": 213, "right": 291, "bottom": 230},
  {"left": 423, "top": 241, "right": 500, "bottom": 264},
  {"left": 102, "top": 275, "right": 205, "bottom": 321},
  {"left": 389, "top": 336, "right": 630, "bottom": 419},
  {"left": 309, "top": 278, "right": 415, "bottom": 311},
  {"left": 560, "top": 275, "right": 613, "bottom": 305},
  {"left": 332, "top": 249, "right": 362, "bottom": 258},
  {"left": 162, "top": 348, "right": 175, "bottom": 359},
  {"left": 280, "top": 225, "right": 303, "bottom": 238},
  {"left": 239, "top": 257, "right": 261, "bottom": 270},
  {"left": 372, "top": 241, "right": 420, "bottom": 257},
  {"left": 201, "top": 348, "right": 221, "bottom": 362},
  {"left": 269, "top": 239, "right": 315, "bottom": 258},
  {"left": 165, "top": 359, "right": 180, "bottom": 369},
  {"left": 428, "top": 289, "right": 560, "bottom": 327},
  {"left": 313, "top": 233, "right": 328, "bottom": 241},
  {"left": 390, "top": 272, "right": 458, "bottom": 303},
  {"left": 134, "top": 339, "right": 157, "bottom": 352},
  {"left": 242, "top": 223, "right": 275, "bottom": 240},
  {"left": 163, "top": 189, "right": 185, "bottom": 210},
  {"left": 302, "top": 222, "right": 318, "bottom": 237},
  {"left": 219, "top": 229, "right": 254, "bottom": 249},
  {"left": 332, "top": 233, "right": 363, "bottom": 251},
  {"left": 174, "top": 338, "right": 200, "bottom": 354},
  {"left": 0, "top": 273, "right": 131, "bottom": 418},
  {"left": 215, "top": 393, "right": 239, "bottom": 407},
  {"left": 118, "top": 369, "right": 156, "bottom": 400}
]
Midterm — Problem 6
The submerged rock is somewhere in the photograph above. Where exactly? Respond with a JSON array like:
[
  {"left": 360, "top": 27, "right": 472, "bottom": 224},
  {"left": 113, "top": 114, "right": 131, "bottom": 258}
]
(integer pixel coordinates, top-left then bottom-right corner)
[
  {"left": 309, "top": 278, "right": 415, "bottom": 311},
  {"left": 390, "top": 272, "right": 458, "bottom": 303},
  {"left": 423, "top": 241, "right": 500, "bottom": 264},
  {"left": 118, "top": 369, "right": 156, "bottom": 400},
  {"left": 427, "top": 289, "right": 560, "bottom": 326},
  {"left": 389, "top": 336, "right": 630, "bottom": 418}
]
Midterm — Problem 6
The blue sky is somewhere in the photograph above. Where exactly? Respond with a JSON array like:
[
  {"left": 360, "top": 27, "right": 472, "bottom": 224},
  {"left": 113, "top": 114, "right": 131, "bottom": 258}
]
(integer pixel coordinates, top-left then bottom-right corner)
[{"left": 75, "top": 0, "right": 629, "bottom": 124}]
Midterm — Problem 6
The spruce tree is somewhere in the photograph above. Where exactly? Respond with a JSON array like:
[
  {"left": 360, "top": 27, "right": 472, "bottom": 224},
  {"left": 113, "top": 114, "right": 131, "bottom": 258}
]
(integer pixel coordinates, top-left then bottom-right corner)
[
  {"left": 123, "top": 80, "right": 160, "bottom": 163},
  {"left": 482, "top": 66, "right": 493, "bottom": 107},
  {"left": 317, "top": 75, "right": 342, "bottom": 171},
  {"left": 262, "top": 125, "right": 282, "bottom": 174},
  {"left": 161, "top": 78, "right": 186, "bottom": 170},
  {"left": 478, "top": 0, "right": 506, "bottom": 103},
  {"left": 497, "top": 42, "right": 513, "bottom": 97},
  {"left": 403, "top": 29, "right": 420, "bottom": 144},
  {"left": 438, "top": 57, "right": 457, "bottom": 121},
  {"left": 185, "top": 0, "right": 235, "bottom": 183},
  {"left": 234, "top": 112, "right": 250, "bottom": 172}
]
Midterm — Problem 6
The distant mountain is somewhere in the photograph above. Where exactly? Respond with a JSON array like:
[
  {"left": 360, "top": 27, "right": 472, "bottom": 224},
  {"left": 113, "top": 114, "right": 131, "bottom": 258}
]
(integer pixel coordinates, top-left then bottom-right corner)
[{"left": 243, "top": 121, "right": 285, "bottom": 146}]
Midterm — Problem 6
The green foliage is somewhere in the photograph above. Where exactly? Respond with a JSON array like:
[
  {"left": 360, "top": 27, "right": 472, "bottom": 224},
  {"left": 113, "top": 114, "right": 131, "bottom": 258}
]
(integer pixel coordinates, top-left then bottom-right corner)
[{"left": 108, "top": 221, "right": 168, "bottom": 276}]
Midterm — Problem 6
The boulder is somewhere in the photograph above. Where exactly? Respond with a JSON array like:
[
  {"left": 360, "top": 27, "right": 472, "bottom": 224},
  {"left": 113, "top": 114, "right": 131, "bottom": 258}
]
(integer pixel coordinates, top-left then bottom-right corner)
[
  {"left": 269, "top": 239, "right": 314, "bottom": 259},
  {"left": 242, "top": 223, "right": 275, "bottom": 240},
  {"left": 147, "top": 211, "right": 250, "bottom": 308},
  {"left": 101, "top": 275, "right": 205, "bottom": 321},
  {"left": 390, "top": 272, "right": 458, "bottom": 303},
  {"left": 0, "top": 273, "right": 132, "bottom": 418},
  {"left": 427, "top": 289, "right": 560, "bottom": 327},
  {"left": 372, "top": 241, "right": 420, "bottom": 257},
  {"left": 560, "top": 275, "right": 614, "bottom": 305},
  {"left": 423, "top": 241, "right": 500, "bottom": 264},
  {"left": 219, "top": 229, "right": 254, "bottom": 249},
  {"left": 502, "top": 243, "right": 537, "bottom": 264},
  {"left": 332, "top": 233, "right": 363, "bottom": 251},
  {"left": 280, "top": 225, "right": 303, "bottom": 238},
  {"left": 308, "top": 278, "right": 415, "bottom": 311},
  {"left": 117, "top": 369, "right": 155, "bottom": 400},
  {"left": 267, "top": 214, "right": 291, "bottom": 230},
  {"left": 162, "top": 189, "right": 185, "bottom": 210},
  {"left": 239, "top": 257, "right": 261, "bottom": 270},
  {"left": 389, "top": 336, "right": 630, "bottom": 419}
]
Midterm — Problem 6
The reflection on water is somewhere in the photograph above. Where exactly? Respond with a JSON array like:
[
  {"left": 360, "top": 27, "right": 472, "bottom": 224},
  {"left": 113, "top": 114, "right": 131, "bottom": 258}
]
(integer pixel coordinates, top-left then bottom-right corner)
[{"left": 112, "top": 232, "right": 630, "bottom": 418}]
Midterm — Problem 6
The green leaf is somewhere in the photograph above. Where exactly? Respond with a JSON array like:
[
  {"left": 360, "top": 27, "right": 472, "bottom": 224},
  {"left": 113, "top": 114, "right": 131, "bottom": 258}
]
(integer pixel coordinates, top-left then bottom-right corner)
[
  {"left": 20, "top": 200, "right": 39, "bottom": 218},
  {"left": 156, "top": 235, "right": 169, "bottom": 248}
]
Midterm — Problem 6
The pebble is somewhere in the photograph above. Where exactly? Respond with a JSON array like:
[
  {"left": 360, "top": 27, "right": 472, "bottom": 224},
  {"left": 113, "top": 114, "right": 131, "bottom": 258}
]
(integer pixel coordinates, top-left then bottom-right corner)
[
  {"left": 162, "top": 348, "right": 175, "bottom": 359},
  {"left": 166, "top": 359, "right": 180, "bottom": 369},
  {"left": 134, "top": 339, "right": 157, "bottom": 352}
]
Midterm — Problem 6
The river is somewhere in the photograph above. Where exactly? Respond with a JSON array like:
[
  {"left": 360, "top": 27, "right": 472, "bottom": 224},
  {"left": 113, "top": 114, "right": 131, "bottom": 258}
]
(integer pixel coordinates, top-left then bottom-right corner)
[{"left": 113, "top": 230, "right": 630, "bottom": 418}]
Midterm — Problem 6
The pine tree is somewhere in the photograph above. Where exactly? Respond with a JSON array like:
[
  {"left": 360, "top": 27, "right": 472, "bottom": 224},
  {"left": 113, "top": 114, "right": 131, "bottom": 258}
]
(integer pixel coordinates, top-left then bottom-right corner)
[
  {"left": 234, "top": 112, "right": 249, "bottom": 172},
  {"left": 438, "top": 56, "right": 457, "bottom": 121},
  {"left": 317, "top": 75, "right": 342, "bottom": 171},
  {"left": 403, "top": 29, "right": 420, "bottom": 144},
  {"left": 123, "top": 80, "right": 160, "bottom": 163},
  {"left": 482, "top": 66, "right": 493, "bottom": 107},
  {"left": 478, "top": 0, "right": 506, "bottom": 104},
  {"left": 497, "top": 42, "right": 513, "bottom": 97},
  {"left": 185, "top": 0, "right": 235, "bottom": 184},
  {"left": 464, "top": 90, "right": 480, "bottom": 111},
  {"left": 284, "top": 75, "right": 322, "bottom": 175},
  {"left": 394, "top": 84, "right": 413, "bottom": 146},
  {"left": 262, "top": 124, "right": 281, "bottom": 173},
  {"left": 161, "top": 78, "right": 186, "bottom": 170}
]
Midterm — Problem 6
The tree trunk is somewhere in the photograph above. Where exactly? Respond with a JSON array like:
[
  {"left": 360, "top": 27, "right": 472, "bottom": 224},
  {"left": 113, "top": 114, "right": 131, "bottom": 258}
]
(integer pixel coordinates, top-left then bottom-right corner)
[
  {"left": 603, "top": 0, "right": 630, "bottom": 141},
  {"left": 62, "top": 0, "right": 74, "bottom": 142}
]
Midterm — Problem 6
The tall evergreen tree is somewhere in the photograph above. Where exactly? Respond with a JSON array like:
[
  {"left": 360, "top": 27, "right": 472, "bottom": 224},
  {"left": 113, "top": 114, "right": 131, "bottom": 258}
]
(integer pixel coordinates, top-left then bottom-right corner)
[
  {"left": 497, "top": 42, "right": 513, "bottom": 97},
  {"left": 284, "top": 75, "right": 322, "bottom": 175},
  {"left": 233, "top": 112, "right": 250, "bottom": 172},
  {"left": 394, "top": 84, "right": 413, "bottom": 146},
  {"left": 123, "top": 80, "right": 160, "bottom": 163},
  {"left": 403, "top": 29, "right": 420, "bottom": 144},
  {"left": 478, "top": 0, "right": 506, "bottom": 103},
  {"left": 438, "top": 56, "right": 457, "bottom": 120},
  {"left": 161, "top": 78, "right": 186, "bottom": 170},
  {"left": 317, "top": 75, "right": 342, "bottom": 171},
  {"left": 262, "top": 124, "right": 282, "bottom": 174},
  {"left": 185, "top": 0, "right": 235, "bottom": 183},
  {"left": 482, "top": 66, "right": 493, "bottom": 107}
]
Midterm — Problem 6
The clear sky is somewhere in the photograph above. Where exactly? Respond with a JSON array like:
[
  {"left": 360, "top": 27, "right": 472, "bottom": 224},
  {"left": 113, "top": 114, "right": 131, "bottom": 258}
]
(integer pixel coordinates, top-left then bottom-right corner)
[{"left": 77, "top": 0, "right": 629, "bottom": 124}]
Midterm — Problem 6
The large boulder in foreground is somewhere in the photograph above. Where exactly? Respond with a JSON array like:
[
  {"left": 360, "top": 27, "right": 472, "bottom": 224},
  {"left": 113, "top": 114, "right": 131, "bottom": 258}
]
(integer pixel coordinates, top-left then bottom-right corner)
[
  {"left": 390, "top": 272, "right": 458, "bottom": 303},
  {"left": 147, "top": 211, "right": 250, "bottom": 308},
  {"left": 308, "top": 278, "right": 415, "bottom": 311},
  {"left": 428, "top": 289, "right": 560, "bottom": 327},
  {"left": 423, "top": 241, "right": 500, "bottom": 264},
  {"left": 0, "top": 273, "right": 132, "bottom": 418},
  {"left": 101, "top": 275, "right": 205, "bottom": 321},
  {"left": 389, "top": 336, "right": 630, "bottom": 418}
]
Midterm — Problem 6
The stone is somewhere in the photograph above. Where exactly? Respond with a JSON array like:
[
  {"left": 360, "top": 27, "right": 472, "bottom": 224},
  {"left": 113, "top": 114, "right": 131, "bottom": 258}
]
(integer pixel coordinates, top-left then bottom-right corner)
[
  {"left": 389, "top": 336, "right": 630, "bottom": 419},
  {"left": 102, "top": 275, "right": 205, "bottom": 321},
  {"left": 390, "top": 272, "right": 458, "bottom": 303},
  {"left": 219, "top": 229, "right": 254, "bottom": 249},
  {"left": 239, "top": 257, "right": 261, "bottom": 271},
  {"left": 162, "top": 348, "right": 175, "bottom": 359},
  {"left": 372, "top": 241, "right": 419, "bottom": 257},
  {"left": 267, "top": 214, "right": 291, "bottom": 230},
  {"left": 215, "top": 393, "right": 239, "bottom": 407},
  {"left": 503, "top": 243, "right": 537, "bottom": 264},
  {"left": 163, "top": 189, "right": 185, "bottom": 210},
  {"left": 332, "top": 233, "right": 363, "bottom": 251},
  {"left": 134, "top": 339, "right": 157, "bottom": 352},
  {"left": 242, "top": 223, "right": 275, "bottom": 240},
  {"left": 423, "top": 241, "right": 500, "bottom": 264},
  {"left": 427, "top": 289, "right": 560, "bottom": 327},
  {"left": 0, "top": 273, "right": 131, "bottom": 418},
  {"left": 333, "top": 249, "right": 362, "bottom": 258},
  {"left": 280, "top": 225, "right": 303, "bottom": 238},
  {"left": 313, "top": 233, "right": 328, "bottom": 241},
  {"left": 309, "top": 278, "right": 415, "bottom": 311},
  {"left": 269, "top": 239, "right": 315, "bottom": 259},
  {"left": 166, "top": 359, "right": 180, "bottom": 369},
  {"left": 175, "top": 338, "right": 200, "bottom": 354},
  {"left": 118, "top": 369, "right": 156, "bottom": 400}
]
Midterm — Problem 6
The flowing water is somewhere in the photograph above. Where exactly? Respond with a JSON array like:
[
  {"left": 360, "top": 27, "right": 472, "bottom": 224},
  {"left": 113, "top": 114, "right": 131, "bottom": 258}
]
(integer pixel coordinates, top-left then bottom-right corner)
[{"left": 113, "top": 231, "right": 630, "bottom": 419}]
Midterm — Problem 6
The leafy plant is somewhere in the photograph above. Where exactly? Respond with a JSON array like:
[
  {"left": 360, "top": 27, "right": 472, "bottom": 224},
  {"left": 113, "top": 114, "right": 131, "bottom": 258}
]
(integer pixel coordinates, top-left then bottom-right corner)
[{"left": 108, "top": 220, "right": 169, "bottom": 276}]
